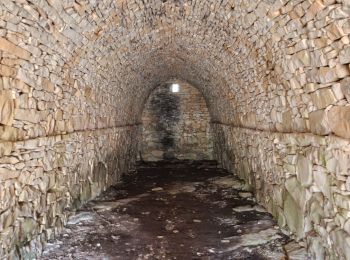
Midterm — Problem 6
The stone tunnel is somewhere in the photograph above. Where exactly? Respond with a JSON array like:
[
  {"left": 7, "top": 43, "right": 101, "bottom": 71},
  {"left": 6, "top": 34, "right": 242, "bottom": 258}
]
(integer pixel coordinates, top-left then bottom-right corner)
[{"left": 0, "top": 0, "right": 350, "bottom": 259}]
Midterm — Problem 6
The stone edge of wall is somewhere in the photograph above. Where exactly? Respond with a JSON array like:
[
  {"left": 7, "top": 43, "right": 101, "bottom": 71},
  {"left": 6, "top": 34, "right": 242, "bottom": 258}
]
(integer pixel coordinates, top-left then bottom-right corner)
[
  {"left": 0, "top": 125, "right": 141, "bottom": 259},
  {"left": 211, "top": 122, "right": 350, "bottom": 260}
]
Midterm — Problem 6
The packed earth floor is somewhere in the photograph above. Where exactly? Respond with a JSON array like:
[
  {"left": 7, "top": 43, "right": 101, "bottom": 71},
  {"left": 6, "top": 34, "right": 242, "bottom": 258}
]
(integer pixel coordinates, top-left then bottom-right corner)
[{"left": 42, "top": 161, "right": 308, "bottom": 260}]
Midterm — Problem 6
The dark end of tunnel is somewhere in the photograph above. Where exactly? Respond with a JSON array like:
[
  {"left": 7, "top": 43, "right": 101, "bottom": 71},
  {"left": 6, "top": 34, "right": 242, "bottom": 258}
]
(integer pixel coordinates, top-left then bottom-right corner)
[{"left": 150, "top": 84, "right": 180, "bottom": 159}]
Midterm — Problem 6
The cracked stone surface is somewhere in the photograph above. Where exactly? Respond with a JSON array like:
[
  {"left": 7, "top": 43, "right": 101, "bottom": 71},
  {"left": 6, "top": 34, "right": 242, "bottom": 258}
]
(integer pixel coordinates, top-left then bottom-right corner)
[{"left": 42, "top": 160, "right": 307, "bottom": 259}]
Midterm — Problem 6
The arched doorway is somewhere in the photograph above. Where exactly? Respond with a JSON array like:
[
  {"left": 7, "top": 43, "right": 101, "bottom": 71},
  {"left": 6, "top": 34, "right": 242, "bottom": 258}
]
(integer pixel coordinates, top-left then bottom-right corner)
[{"left": 140, "top": 81, "right": 213, "bottom": 161}]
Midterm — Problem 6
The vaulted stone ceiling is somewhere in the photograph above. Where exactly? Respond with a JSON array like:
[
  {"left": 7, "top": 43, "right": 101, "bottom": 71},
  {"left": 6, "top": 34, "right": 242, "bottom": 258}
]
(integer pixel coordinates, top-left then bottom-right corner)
[
  {"left": 1, "top": 0, "right": 350, "bottom": 259},
  {"left": 2, "top": 0, "right": 348, "bottom": 136},
  {"left": 72, "top": 0, "right": 289, "bottom": 128},
  {"left": 1, "top": 0, "right": 298, "bottom": 129}
]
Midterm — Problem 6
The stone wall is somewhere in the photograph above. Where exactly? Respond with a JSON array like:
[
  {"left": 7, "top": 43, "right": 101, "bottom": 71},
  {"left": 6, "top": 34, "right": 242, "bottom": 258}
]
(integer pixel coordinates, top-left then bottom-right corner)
[
  {"left": 0, "top": 1, "right": 143, "bottom": 257},
  {"left": 213, "top": 124, "right": 350, "bottom": 259},
  {"left": 0, "top": 0, "right": 350, "bottom": 258},
  {"left": 140, "top": 82, "right": 213, "bottom": 161},
  {"left": 0, "top": 127, "right": 139, "bottom": 258}
]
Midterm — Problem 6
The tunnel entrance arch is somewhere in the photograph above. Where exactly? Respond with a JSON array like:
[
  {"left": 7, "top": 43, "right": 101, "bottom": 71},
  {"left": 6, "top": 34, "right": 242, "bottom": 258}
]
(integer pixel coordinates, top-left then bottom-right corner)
[{"left": 139, "top": 80, "right": 213, "bottom": 161}]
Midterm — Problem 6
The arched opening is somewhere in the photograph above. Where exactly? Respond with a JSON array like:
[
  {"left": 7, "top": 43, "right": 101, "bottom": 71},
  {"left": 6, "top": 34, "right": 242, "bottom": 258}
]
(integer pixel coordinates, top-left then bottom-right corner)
[
  {"left": 140, "top": 80, "right": 213, "bottom": 161},
  {"left": 0, "top": 0, "right": 349, "bottom": 258}
]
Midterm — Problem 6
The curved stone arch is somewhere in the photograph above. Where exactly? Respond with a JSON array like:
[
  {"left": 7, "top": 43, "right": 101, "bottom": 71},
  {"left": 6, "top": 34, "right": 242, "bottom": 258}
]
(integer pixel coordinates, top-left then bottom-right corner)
[
  {"left": 138, "top": 77, "right": 214, "bottom": 123},
  {"left": 76, "top": 37, "right": 246, "bottom": 124},
  {"left": 55, "top": 0, "right": 282, "bottom": 128},
  {"left": 1, "top": 0, "right": 350, "bottom": 258},
  {"left": 140, "top": 79, "right": 214, "bottom": 161}
]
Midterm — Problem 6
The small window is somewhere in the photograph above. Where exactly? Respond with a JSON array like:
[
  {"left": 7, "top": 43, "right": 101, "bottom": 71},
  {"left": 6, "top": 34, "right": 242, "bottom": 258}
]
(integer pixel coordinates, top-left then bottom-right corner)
[{"left": 171, "top": 83, "right": 180, "bottom": 93}]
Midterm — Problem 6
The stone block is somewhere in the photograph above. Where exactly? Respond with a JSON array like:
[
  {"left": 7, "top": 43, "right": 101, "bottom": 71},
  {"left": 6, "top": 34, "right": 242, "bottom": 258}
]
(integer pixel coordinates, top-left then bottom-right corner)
[
  {"left": 340, "top": 46, "right": 350, "bottom": 64},
  {"left": 14, "top": 109, "right": 40, "bottom": 124},
  {"left": 305, "top": 0, "right": 325, "bottom": 21},
  {"left": 335, "top": 64, "right": 350, "bottom": 79},
  {"left": 341, "top": 78, "right": 350, "bottom": 102},
  {"left": 0, "top": 141, "right": 12, "bottom": 156},
  {"left": 313, "top": 166, "right": 331, "bottom": 198},
  {"left": 276, "top": 110, "right": 293, "bottom": 132},
  {"left": 311, "top": 88, "right": 337, "bottom": 109},
  {"left": 284, "top": 192, "right": 305, "bottom": 240},
  {"left": 330, "top": 230, "right": 350, "bottom": 260},
  {"left": 285, "top": 177, "right": 306, "bottom": 208},
  {"left": 318, "top": 67, "right": 339, "bottom": 83},
  {"left": 332, "top": 83, "right": 345, "bottom": 100},
  {"left": 296, "top": 49, "right": 311, "bottom": 66},
  {"left": 326, "top": 22, "right": 346, "bottom": 40},
  {"left": 0, "top": 126, "right": 18, "bottom": 141},
  {"left": 0, "top": 209, "right": 14, "bottom": 230},
  {"left": 0, "top": 167, "right": 20, "bottom": 181},
  {"left": 42, "top": 78, "right": 55, "bottom": 93},
  {"left": 309, "top": 110, "right": 331, "bottom": 135},
  {"left": 296, "top": 155, "right": 313, "bottom": 187},
  {"left": 327, "top": 106, "right": 350, "bottom": 139},
  {"left": 0, "top": 38, "right": 31, "bottom": 60},
  {"left": 0, "top": 90, "right": 15, "bottom": 126}
]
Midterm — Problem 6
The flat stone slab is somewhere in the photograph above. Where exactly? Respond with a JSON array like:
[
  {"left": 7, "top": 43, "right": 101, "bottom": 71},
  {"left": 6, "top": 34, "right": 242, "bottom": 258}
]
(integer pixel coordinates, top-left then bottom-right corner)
[{"left": 42, "top": 160, "right": 308, "bottom": 259}]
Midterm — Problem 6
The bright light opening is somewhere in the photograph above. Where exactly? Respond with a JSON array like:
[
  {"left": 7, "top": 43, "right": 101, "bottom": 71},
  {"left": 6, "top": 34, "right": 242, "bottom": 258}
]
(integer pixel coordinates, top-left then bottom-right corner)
[{"left": 171, "top": 83, "right": 180, "bottom": 93}]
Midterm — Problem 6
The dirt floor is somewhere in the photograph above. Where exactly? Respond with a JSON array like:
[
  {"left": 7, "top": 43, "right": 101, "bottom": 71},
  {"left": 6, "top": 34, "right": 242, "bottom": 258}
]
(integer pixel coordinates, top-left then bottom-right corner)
[{"left": 41, "top": 160, "right": 308, "bottom": 260}]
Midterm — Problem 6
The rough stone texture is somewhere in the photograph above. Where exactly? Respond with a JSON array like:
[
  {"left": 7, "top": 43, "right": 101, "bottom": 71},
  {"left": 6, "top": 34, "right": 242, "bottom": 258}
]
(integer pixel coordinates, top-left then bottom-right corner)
[
  {"left": 327, "top": 106, "right": 350, "bottom": 139},
  {"left": 0, "top": 127, "right": 139, "bottom": 258},
  {"left": 0, "top": 90, "right": 14, "bottom": 126},
  {"left": 0, "top": 0, "right": 349, "bottom": 258},
  {"left": 140, "top": 82, "right": 213, "bottom": 161},
  {"left": 213, "top": 124, "right": 350, "bottom": 260}
]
